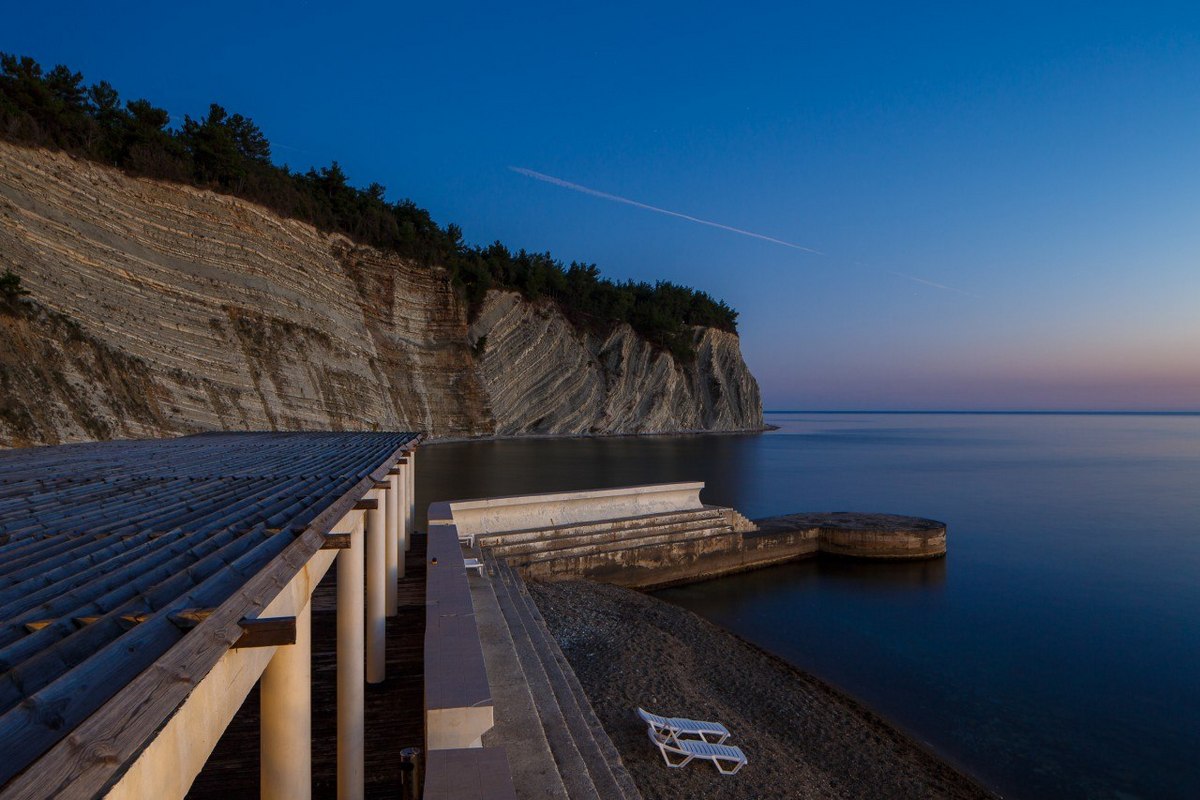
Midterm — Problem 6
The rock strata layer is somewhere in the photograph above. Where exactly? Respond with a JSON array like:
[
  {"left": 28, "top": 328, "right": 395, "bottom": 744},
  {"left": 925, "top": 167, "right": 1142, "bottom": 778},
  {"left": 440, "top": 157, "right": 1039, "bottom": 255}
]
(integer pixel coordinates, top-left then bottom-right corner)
[
  {"left": 0, "top": 142, "right": 763, "bottom": 446},
  {"left": 469, "top": 290, "right": 762, "bottom": 435}
]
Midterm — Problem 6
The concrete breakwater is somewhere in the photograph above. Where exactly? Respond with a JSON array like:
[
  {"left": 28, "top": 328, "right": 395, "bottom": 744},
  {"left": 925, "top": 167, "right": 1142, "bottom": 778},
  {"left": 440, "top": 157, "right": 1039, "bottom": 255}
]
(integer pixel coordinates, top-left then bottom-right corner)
[
  {"left": 751, "top": 511, "right": 947, "bottom": 561},
  {"left": 444, "top": 483, "right": 946, "bottom": 589}
]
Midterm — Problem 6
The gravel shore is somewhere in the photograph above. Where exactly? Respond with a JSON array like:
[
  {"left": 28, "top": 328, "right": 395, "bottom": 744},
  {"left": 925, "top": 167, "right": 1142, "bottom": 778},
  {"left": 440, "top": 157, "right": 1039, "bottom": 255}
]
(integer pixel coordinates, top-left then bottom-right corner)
[{"left": 529, "top": 579, "right": 996, "bottom": 800}]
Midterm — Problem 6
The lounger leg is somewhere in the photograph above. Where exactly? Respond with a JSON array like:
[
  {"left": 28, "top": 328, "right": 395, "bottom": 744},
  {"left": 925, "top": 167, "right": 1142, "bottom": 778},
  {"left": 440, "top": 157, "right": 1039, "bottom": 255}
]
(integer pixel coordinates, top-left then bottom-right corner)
[
  {"left": 716, "top": 758, "right": 745, "bottom": 775},
  {"left": 656, "top": 742, "right": 694, "bottom": 770},
  {"left": 662, "top": 751, "right": 693, "bottom": 769}
]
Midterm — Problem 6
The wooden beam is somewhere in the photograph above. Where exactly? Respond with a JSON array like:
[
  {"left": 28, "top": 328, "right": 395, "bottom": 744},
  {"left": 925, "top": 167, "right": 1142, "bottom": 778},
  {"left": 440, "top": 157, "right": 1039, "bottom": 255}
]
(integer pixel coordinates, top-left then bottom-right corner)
[
  {"left": 321, "top": 532, "right": 353, "bottom": 550},
  {"left": 353, "top": 499, "right": 378, "bottom": 511},
  {"left": 234, "top": 616, "right": 297, "bottom": 649},
  {"left": 118, "top": 613, "right": 152, "bottom": 630},
  {"left": 169, "top": 608, "right": 215, "bottom": 630},
  {"left": 373, "top": 481, "right": 390, "bottom": 490}
]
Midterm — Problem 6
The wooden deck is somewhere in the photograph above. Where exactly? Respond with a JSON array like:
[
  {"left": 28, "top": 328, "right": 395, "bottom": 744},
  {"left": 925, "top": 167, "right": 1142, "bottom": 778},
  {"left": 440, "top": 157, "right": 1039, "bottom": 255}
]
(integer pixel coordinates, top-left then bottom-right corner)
[{"left": 187, "top": 534, "right": 428, "bottom": 800}]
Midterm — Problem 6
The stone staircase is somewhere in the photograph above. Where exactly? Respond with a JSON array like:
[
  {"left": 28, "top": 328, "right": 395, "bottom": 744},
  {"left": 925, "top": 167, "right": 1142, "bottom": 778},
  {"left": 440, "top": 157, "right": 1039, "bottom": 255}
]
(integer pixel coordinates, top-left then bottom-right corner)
[
  {"left": 481, "top": 556, "right": 642, "bottom": 800},
  {"left": 477, "top": 508, "right": 737, "bottom": 582},
  {"left": 720, "top": 506, "right": 759, "bottom": 532}
]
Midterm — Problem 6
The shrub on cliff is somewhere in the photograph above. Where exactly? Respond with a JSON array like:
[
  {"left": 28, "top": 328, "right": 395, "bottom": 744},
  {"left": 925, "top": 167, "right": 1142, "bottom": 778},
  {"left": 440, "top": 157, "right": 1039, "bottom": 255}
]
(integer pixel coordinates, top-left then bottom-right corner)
[
  {"left": 0, "top": 53, "right": 738, "bottom": 359},
  {"left": 0, "top": 268, "right": 30, "bottom": 304}
]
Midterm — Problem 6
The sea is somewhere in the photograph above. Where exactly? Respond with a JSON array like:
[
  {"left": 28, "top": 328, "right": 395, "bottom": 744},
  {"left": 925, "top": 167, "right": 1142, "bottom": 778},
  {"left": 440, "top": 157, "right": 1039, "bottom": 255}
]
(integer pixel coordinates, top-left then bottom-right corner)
[{"left": 417, "top": 411, "right": 1200, "bottom": 800}]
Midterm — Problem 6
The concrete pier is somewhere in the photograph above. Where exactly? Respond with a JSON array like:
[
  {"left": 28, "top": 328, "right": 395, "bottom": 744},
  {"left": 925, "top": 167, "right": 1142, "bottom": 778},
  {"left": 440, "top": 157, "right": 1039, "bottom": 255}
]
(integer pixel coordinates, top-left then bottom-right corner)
[{"left": 445, "top": 484, "right": 947, "bottom": 590}]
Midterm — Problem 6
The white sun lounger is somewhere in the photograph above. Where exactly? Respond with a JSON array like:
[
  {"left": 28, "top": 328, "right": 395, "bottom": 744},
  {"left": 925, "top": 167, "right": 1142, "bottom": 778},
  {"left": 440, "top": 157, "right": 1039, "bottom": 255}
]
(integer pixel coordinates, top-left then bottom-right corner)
[
  {"left": 463, "top": 557, "right": 485, "bottom": 575},
  {"left": 637, "top": 707, "right": 730, "bottom": 744},
  {"left": 647, "top": 727, "right": 747, "bottom": 775}
]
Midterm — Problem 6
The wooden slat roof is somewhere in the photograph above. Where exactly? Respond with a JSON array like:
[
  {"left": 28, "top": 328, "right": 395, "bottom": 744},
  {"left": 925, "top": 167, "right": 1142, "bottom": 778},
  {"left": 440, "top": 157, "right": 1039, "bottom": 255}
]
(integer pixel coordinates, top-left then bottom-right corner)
[{"left": 0, "top": 431, "right": 420, "bottom": 795}]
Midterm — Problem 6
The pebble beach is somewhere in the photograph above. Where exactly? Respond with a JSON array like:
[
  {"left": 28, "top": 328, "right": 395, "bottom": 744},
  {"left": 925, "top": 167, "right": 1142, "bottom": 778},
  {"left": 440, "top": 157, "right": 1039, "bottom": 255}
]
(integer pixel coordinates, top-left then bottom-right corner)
[{"left": 529, "top": 579, "right": 996, "bottom": 800}]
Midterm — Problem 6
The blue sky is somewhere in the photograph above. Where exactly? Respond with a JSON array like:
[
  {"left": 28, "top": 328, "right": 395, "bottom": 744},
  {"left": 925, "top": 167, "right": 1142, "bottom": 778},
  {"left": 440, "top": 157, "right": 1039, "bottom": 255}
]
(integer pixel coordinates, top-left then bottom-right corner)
[{"left": 5, "top": 2, "right": 1199, "bottom": 409}]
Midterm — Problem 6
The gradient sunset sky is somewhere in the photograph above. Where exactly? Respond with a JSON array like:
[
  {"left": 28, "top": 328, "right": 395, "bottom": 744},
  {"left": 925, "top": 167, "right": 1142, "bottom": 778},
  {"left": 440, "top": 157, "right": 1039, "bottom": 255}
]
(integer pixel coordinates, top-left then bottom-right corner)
[{"left": 6, "top": 2, "right": 1199, "bottom": 410}]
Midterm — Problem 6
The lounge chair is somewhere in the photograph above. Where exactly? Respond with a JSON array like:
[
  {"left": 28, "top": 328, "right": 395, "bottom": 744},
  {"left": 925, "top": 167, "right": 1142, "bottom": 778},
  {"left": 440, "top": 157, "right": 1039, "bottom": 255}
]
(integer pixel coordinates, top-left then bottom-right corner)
[
  {"left": 463, "top": 557, "right": 485, "bottom": 575},
  {"left": 647, "top": 727, "right": 747, "bottom": 775},
  {"left": 636, "top": 707, "right": 730, "bottom": 744}
]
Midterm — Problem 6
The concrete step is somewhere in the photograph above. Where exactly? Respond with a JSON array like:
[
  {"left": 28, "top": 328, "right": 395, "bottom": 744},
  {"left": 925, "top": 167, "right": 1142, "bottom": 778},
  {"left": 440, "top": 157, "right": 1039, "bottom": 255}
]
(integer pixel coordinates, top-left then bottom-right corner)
[
  {"left": 519, "top": 527, "right": 746, "bottom": 586},
  {"left": 489, "top": 559, "right": 603, "bottom": 800},
  {"left": 468, "top": 558, "right": 571, "bottom": 800},
  {"left": 517, "top": 578, "right": 643, "bottom": 800},
  {"left": 511, "top": 523, "right": 735, "bottom": 566},
  {"left": 489, "top": 517, "right": 730, "bottom": 559},
  {"left": 707, "top": 503, "right": 759, "bottom": 532},
  {"left": 476, "top": 508, "right": 723, "bottom": 548},
  {"left": 497, "top": 560, "right": 640, "bottom": 800}
]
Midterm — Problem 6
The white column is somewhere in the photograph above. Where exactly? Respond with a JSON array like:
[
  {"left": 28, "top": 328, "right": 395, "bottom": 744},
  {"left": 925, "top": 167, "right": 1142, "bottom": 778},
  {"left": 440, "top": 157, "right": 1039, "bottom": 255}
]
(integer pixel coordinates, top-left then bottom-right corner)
[
  {"left": 385, "top": 473, "right": 399, "bottom": 616},
  {"left": 405, "top": 449, "right": 416, "bottom": 550},
  {"left": 337, "top": 517, "right": 364, "bottom": 800},
  {"left": 392, "top": 467, "right": 406, "bottom": 582},
  {"left": 261, "top": 601, "right": 311, "bottom": 800},
  {"left": 366, "top": 491, "right": 387, "bottom": 684}
]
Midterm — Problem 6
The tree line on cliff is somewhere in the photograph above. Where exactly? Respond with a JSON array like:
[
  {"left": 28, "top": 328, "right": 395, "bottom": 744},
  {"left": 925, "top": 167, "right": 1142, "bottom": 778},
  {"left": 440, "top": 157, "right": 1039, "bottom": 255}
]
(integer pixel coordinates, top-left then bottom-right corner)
[{"left": 0, "top": 53, "right": 738, "bottom": 361}]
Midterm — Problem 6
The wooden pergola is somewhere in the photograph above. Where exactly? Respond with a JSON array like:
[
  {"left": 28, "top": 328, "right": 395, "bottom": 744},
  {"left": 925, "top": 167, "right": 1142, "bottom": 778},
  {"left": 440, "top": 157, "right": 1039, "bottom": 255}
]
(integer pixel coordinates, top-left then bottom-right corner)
[{"left": 0, "top": 431, "right": 421, "bottom": 800}]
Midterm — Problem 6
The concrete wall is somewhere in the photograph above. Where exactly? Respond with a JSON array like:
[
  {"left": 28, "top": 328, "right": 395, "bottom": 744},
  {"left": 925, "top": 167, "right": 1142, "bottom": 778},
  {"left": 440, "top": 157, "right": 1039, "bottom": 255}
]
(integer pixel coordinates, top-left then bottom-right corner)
[
  {"left": 424, "top": 512, "right": 514, "bottom": 798},
  {"left": 819, "top": 525, "right": 947, "bottom": 558},
  {"left": 521, "top": 526, "right": 821, "bottom": 589},
  {"left": 438, "top": 483, "right": 705, "bottom": 537},
  {"left": 425, "top": 519, "right": 494, "bottom": 750},
  {"left": 755, "top": 513, "right": 948, "bottom": 561}
]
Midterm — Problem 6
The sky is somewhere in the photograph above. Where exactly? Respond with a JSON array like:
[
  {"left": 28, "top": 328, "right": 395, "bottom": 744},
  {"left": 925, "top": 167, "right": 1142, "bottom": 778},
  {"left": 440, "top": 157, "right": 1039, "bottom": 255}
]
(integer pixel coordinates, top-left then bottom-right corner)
[{"left": 4, "top": 2, "right": 1199, "bottom": 410}]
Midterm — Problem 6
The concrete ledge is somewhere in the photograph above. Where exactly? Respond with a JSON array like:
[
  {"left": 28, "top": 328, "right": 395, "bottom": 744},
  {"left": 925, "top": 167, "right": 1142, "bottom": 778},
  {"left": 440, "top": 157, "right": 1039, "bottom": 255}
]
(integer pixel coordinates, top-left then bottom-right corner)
[
  {"left": 755, "top": 513, "right": 947, "bottom": 560},
  {"left": 424, "top": 747, "right": 518, "bottom": 800},
  {"left": 425, "top": 519, "right": 494, "bottom": 750},
  {"left": 520, "top": 526, "right": 820, "bottom": 589},
  {"left": 447, "top": 483, "right": 705, "bottom": 537},
  {"left": 511, "top": 510, "right": 944, "bottom": 589}
]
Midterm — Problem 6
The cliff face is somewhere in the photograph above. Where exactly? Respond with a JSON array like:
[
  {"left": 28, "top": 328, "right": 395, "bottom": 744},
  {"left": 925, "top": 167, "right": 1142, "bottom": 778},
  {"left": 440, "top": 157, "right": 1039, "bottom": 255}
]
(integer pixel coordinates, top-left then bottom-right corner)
[
  {"left": 0, "top": 142, "right": 763, "bottom": 447},
  {"left": 469, "top": 291, "right": 761, "bottom": 435}
]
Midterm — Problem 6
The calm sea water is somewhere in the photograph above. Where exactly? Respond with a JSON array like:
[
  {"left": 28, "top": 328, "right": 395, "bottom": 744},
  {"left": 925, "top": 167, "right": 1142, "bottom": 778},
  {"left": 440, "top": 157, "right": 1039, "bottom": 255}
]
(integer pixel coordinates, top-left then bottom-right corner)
[{"left": 417, "top": 412, "right": 1200, "bottom": 800}]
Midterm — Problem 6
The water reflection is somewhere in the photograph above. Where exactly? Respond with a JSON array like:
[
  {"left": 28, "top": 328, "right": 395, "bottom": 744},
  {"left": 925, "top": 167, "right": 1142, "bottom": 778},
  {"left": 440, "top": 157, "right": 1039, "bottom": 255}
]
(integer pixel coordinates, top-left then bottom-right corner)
[
  {"left": 662, "top": 552, "right": 948, "bottom": 598},
  {"left": 813, "top": 553, "right": 947, "bottom": 588}
]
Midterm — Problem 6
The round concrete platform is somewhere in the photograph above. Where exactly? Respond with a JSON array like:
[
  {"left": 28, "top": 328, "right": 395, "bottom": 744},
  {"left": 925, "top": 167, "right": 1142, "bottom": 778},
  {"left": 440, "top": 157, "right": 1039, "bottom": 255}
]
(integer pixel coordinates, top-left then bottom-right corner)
[{"left": 753, "top": 512, "right": 947, "bottom": 560}]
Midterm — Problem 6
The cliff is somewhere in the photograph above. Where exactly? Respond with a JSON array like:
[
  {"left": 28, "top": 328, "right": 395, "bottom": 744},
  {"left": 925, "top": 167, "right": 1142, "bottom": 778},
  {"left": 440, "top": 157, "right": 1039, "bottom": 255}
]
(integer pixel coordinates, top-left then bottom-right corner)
[
  {"left": 469, "top": 291, "right": 761, "bottom": 435},
  {"left": 0, "top": 142, "right": 763, "bottom": 447}
]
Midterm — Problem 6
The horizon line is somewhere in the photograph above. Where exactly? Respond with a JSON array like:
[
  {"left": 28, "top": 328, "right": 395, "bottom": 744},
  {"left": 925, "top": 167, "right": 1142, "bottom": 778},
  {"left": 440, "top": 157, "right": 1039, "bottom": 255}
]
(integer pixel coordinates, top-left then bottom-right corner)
[{"left": 764, "top": 409, "right": 1200, "bottom": 416}]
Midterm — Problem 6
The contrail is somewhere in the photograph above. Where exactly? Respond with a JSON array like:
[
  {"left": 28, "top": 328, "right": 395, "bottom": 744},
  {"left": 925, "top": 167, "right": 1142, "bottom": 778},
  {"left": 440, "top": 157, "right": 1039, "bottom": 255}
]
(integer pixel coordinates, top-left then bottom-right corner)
[
  {"left": 887, "top": 270, "right": 981, "bottom": 298},
  {"left": 510, "top": 165, "right": 979, "bottom": 298},
  {"left": 509, "top": 166, "right": 822, "bottom": 254}
]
